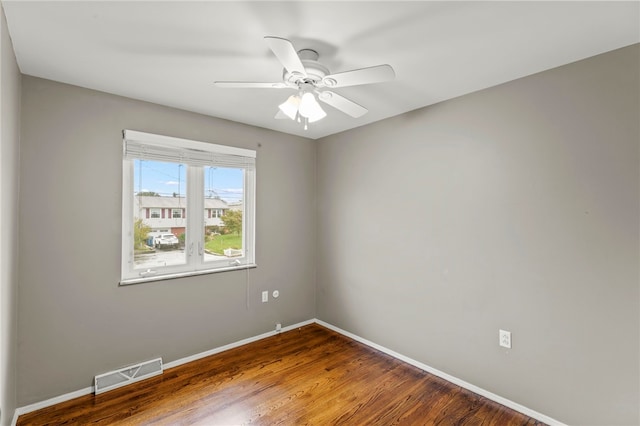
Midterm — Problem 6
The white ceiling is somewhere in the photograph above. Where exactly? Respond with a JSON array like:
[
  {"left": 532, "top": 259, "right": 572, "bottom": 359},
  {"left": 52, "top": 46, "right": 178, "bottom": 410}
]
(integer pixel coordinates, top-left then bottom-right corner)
[{"left": 3, "top": 1, "right": 639, "bottom": 140}]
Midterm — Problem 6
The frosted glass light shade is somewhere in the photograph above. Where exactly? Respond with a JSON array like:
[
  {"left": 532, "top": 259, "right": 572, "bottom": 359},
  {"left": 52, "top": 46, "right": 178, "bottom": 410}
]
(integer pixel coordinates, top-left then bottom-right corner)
[
  {"left": 278, "top": 95, "right": 300, "bottom": 120},
  {"left": 299, "top": 92, "right": 326, "bottom": 122}
]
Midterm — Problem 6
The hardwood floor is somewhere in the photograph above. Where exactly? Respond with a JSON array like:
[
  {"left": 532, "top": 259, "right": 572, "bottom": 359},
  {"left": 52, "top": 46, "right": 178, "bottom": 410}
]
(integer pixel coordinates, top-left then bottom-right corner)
[{"left": 18, "top": 324, "right": 546, "bottom": 425}]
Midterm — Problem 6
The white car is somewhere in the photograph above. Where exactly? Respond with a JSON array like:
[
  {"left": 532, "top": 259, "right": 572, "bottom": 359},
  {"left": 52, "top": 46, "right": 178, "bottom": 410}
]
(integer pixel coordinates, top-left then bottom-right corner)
[{"left": 154, "top": 233, "right": 179, "bottom": 249}]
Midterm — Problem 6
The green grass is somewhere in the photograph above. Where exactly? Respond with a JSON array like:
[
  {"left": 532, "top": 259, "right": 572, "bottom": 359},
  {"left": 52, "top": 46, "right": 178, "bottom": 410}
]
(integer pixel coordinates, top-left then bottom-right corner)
[{"left": 205, "top": 233, "right": 242, "bottom": 255}]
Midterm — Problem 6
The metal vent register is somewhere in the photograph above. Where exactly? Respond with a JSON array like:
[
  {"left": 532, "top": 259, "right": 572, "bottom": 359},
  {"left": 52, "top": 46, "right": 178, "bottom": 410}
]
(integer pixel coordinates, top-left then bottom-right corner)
[{"left": 94, "top": 358, "right": 163, "bottom": 394}]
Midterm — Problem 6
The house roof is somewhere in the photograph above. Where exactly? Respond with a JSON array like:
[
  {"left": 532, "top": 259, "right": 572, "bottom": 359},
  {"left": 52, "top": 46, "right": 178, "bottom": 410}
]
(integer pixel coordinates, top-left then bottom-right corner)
[{"left": 136, "top": 196, "right": 229, "bottom": 209}]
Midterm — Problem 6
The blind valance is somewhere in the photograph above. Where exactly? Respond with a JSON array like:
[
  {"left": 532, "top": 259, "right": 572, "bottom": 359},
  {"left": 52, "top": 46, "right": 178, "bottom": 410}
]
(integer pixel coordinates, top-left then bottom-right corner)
[{"left": 123, "top": 130, "right": 256, "bottom": 169}]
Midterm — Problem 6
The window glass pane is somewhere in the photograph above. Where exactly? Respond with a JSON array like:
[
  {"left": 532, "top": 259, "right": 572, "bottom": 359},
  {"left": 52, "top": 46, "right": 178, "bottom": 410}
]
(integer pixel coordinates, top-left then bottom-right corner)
[
  {"left": 203, "top": 167, "right": 244, "bottom": 262},
  {"left": 133, "top": 159, "right": 187, "bottom": 269}
]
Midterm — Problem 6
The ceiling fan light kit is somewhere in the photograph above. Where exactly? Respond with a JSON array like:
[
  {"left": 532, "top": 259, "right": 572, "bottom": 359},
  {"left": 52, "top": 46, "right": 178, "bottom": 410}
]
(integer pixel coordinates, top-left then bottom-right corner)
[
  {"left": 214, "top": 36, "right": 395, "bottom": 130},
  {"left": 278, "top": 91, "right": 327, "bottom": 130}
]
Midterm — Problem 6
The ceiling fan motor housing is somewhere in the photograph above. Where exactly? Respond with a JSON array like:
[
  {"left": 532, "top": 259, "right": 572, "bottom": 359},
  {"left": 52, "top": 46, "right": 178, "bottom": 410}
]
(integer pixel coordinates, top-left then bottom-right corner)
[{"left": 283, "top": 49, "right": 332, "bottom": 87}]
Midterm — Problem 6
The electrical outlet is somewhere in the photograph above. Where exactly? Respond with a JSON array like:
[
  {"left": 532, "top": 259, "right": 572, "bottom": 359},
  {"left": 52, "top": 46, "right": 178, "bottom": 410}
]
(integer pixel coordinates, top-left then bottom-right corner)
[
  {"left": 276, "top": 323, "right": 282, "bottom": 332},
  {"left": 262, "top": 291, "right": 268, "bottom": 303},
  {"left": 499, "top": 329, "right": 512, "bottom": 349}
]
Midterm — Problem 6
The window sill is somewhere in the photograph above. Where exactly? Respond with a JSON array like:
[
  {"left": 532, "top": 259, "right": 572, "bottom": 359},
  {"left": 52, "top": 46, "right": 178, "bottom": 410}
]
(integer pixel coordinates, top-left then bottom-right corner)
[{"left": 119, "top": 263, "right": 257, "bottom": 286}]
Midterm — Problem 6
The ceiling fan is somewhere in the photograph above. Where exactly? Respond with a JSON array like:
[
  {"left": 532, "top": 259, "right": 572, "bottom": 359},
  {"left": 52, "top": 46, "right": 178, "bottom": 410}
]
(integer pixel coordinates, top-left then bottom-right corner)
[{"left": 214, "top": 36, "right": 395, "bottom": 129}]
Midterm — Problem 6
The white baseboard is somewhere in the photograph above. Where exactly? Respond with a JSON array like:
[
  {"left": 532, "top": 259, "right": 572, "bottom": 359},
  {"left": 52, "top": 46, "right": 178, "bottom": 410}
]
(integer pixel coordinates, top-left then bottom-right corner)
[
  {"left": 163, "top": 319, "right": 315, "bottom": 370},
  {"left": 11, "top": 319, "right": 314, "bottom": 425},
  {"left": 12, "top": 386, "right": 93, "bottom": 426},
  {"left": 12, "top": 318, "right": 564, "bottom": 426},
  {"left": 315, "top": 319, "right": 566, "bottom": 426}
]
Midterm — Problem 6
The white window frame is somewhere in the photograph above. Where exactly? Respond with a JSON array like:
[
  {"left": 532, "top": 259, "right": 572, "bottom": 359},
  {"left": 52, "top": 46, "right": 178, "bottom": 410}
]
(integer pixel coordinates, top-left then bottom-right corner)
[{"left": 121, "top": 130, "right": 256, "bottom": 285}]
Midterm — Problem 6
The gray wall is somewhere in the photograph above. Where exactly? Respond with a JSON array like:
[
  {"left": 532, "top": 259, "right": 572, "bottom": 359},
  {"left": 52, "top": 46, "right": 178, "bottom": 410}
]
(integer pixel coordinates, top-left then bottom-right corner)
[
  {"left": 316, "top": 44, "right": 639, "bottom": 425},
  {"left": 17, "top": 76, "right": 316, "bottom": 405},
  {"left": 0, "top": 4, "right": 21, "bottom": 425}
]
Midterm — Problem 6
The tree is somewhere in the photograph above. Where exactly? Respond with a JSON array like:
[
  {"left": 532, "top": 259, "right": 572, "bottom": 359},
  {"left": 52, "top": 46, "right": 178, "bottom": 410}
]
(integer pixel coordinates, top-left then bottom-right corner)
[
  {"left": 133, "top": 218, "right": 151, "bottom": 249},
  {"left": 221, "top": 210, "right": 242, "bottom": 235},
  {"left": 137, "top": 191, "right": 160, "bottom": 196}
]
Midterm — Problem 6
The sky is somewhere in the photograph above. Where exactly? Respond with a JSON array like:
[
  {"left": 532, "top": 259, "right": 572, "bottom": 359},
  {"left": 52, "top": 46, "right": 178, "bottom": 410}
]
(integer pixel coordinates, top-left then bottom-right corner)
[{"left": 134, "top": 160, "right": 244, "bottom": 202}]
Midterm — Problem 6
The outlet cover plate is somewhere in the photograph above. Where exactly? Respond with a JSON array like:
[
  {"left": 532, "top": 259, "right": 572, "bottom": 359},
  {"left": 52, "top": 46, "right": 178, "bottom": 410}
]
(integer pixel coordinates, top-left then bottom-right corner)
[{"left": 499, "top": 329, "right": 512, "bottom": 348}]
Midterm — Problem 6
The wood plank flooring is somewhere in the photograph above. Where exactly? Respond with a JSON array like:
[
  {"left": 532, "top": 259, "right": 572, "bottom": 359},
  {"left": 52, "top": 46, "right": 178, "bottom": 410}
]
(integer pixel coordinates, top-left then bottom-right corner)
[{"left": 18, "top": 324, "right": 546, "bottom": 425}]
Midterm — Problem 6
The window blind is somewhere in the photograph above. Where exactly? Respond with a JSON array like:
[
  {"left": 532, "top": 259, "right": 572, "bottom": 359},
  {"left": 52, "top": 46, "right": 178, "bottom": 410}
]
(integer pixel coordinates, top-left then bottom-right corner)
[{"left": 123, "top": 130, "right": 256, "bottom": 169}]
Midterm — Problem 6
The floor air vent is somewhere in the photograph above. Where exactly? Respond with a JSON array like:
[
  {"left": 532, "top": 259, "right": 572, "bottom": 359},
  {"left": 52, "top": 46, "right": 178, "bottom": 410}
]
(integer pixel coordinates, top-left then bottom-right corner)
[{"left": 94, "top": 357, "right": 163, "bottom": 395}]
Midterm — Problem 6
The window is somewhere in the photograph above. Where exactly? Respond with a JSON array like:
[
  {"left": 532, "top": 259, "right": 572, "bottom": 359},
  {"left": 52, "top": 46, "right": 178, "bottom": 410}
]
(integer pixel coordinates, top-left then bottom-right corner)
[
  {"left": 121, "top": 130, "right": 256, "bottom": 284},
  {"left": 208, "top": 208, "right": 223, "bottom": 218}
]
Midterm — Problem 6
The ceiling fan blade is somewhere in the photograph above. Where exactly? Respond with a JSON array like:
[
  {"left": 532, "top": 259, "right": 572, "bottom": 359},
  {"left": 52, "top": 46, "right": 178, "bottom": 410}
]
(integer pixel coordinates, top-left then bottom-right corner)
[
  {"left": 317, "top": 91, "right": 368, "bottom": 118},
  {"left": 264, "top": 36, "right": 307, "bottom": 77},
  {"left": 213, "top": 81, "right": 291, "bottom": 89},
  {"left": 323, "top": 64, "right": 395, "bottom": 88}
]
